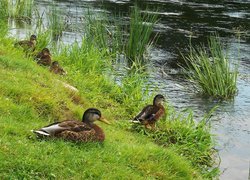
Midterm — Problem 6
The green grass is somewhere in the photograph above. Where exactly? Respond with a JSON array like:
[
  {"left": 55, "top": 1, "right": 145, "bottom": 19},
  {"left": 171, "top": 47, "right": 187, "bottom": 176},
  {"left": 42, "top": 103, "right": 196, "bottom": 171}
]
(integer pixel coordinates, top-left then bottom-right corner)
[
  {"left": 0, "top": 37, "right": 202, "bottom": 179},
  {"left": 48, "top": 4, "right": 65, "bottom": 39},
  {"left": 0, "top": 12, "right": 218, "bottom": 178},
  {"left": 0, "top": 0, "right": 33, "bottom": 20},
  {"left": 130, "top": 106, "right": 219, "bottom": 179},
  {"left": 181, "top": 35, "right": 238, "bottom": 100},
  {"left": 125, "top": 6, "right": 158, "bottom": 63},
  {"left": 83, "top": 6, "right": 158, "bottom": 63}
]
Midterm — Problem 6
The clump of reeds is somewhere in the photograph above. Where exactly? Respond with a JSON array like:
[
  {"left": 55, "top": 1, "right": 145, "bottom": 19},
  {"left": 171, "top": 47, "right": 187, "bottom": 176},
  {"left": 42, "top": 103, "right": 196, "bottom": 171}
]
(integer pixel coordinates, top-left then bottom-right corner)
[
  {"left": 181, "top": 35, "right": 238, "bottom": 100},
  {"left": 83, "top": 6, "right": 158, "bottom": 64},
  {"left": 125, "top": 6, "right": 158, "bottom": 62},
  {"left": 2, "top": 0, "right": 34, "bottom": 20},
  {"left": 84, "top": 10, "right": 124, "bottom": 56},
  {"left": 48, "top": 4, "right": 65, "bottom": 39}
]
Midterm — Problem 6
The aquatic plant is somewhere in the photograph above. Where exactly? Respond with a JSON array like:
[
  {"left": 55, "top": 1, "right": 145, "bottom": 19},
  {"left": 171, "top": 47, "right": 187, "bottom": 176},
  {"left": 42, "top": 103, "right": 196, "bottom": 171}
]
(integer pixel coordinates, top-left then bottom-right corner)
[
  {"left": 83, "top": 6, "right": 158, "bottom": 63},
  {"left": 0, "top": 0, "right": 9, "bottom": 18},
  {"left": 48, "top": 4, "right": 65, "bottom": 40},
  {"left": 125, "top": 6, "right": 158, "bottom": 63},
  {"left": 181, "top": 35, "right": 238, "bottom": 100},
  {"left": 2, "top": 0, "right": 34, "bottom": 20},
  {"left": 84, "top": 10, "right": 124, "bottom": 56}
]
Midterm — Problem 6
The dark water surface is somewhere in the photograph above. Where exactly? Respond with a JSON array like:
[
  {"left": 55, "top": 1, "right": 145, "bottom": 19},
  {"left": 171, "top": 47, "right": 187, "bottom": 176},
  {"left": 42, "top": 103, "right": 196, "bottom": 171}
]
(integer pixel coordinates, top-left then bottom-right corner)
[{"left": 9, "top": 0, "right": 250, "bottom": 179}]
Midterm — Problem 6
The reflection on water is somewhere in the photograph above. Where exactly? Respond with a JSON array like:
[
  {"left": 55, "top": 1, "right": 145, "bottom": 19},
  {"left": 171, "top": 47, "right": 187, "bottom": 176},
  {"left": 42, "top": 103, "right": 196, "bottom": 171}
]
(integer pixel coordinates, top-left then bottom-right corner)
[{"left": 8, "top": 0, "right": 250, "bottom": 179}]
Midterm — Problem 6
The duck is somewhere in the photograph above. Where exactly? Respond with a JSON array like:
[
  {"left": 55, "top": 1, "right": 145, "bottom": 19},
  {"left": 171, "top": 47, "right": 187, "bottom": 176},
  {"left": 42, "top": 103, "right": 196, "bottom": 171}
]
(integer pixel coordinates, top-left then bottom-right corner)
[
  {"left": 15, "top": 34, "right": 37, "bottom": 52},
  {"left": 50, "top": 61, "right": 67, "bottom": 75},
  {"left": 35, "top": 48, "right": 52, "bottom": 66},
  {"left": 37, "top": 55, "right": 52, "bottom": 66},
  {"left": 35, "top": 48, "right": 51, "bottom": 60},
  {"left": 132, "top": 94, "right": 165, "bottom": 129},
  {"left": 32, "top": 108, "right": 110, "bottom": 142}
]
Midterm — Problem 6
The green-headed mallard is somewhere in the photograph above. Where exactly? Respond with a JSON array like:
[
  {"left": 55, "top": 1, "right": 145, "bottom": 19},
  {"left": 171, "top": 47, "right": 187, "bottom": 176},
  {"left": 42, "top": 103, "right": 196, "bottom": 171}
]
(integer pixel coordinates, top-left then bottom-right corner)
[
  {"left": 15, "top": 34, "right": 37, "bottom": 52},
  {"left": 50, "top": 61, "right": 67, "bottom": 75},
  {"left": 132, "top": 94, "right": 165, "bottom": 129},
  {"left": 32, "top": 108, "right": 110, "bottom": 142}
]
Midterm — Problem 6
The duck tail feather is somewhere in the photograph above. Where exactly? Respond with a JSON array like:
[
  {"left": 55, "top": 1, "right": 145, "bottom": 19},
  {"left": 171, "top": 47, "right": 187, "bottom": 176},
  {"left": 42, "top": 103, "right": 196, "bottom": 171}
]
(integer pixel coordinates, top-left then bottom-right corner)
[
  {"left": 31, "top": 130, "right": 50, "bottom": 136},
  {"left": 130, "top": 119, "right": 141, "bottom": 123}
]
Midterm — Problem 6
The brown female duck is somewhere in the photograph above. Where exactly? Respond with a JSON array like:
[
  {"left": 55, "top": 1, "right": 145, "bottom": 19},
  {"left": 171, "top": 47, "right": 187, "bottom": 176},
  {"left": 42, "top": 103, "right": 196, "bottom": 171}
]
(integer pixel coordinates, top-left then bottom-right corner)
[
  {"left": 132, "top": 94, "right": 165, "bottom": 129},
  {"left": 50, "top": 61, "right": 67, "bottom": 75},
  {"left": 35, "top": 48, "right": 51, "bottom": 60},
  {"left": 32, "top": 108, "right": 110, "bottom": 142},
  {"left": 15, "top": 34, "right": 37, "bottom": 52},
  {"left": 36, "top": 48, "right": 52, "bottom": 66}
]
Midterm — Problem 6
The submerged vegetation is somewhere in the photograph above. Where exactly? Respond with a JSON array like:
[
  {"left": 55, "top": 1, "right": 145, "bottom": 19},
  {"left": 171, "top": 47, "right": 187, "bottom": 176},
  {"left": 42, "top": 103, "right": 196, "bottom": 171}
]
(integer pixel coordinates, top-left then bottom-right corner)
[
  {"left": 182, "top": 35, "right": 238, "bottom": 100},
  {"left": 0, "top": 2, "right": 219, "bottom": 179}
]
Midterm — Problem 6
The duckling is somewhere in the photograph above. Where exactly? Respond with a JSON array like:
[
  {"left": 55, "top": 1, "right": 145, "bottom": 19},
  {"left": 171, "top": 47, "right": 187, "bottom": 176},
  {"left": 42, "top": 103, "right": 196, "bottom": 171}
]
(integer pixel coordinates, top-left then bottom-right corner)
[
  {"left": 15, "top": 34, "right": 37, "bottom": 52},
  {"left": 50, "top": 61, "right": 67, "bottom": 75},
  {"left": 32, "top": 108, "right": 110, "bottom": 142},
  {"left": 132, "top": 94, "right": 165, "bottom": 129}
]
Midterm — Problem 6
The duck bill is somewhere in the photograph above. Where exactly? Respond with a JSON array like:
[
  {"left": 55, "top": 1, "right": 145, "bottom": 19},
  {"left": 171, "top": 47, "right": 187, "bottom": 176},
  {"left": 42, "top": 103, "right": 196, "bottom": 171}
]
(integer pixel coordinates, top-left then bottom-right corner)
[{"left": 99, "top": 117, "right": 111, "bottom": 125}]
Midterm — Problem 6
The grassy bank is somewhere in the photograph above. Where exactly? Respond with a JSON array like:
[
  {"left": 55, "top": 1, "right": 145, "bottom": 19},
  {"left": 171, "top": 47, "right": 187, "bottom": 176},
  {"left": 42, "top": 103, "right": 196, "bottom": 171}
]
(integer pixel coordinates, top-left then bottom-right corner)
[
  {"left": 0, "top": 38, "right": 203, "bottom": 179},
  {"left": 0, "top": 5, "right": 218, "bottom": 179}
]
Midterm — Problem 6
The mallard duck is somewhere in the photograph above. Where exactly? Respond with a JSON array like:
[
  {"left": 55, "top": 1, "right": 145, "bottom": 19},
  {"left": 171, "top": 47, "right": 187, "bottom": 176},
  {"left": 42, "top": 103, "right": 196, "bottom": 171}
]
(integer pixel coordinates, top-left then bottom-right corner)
[
  {"left": 35, "top": 48, "right": 52, "bottom": 66},
  {"left": 50, "top": 61, "right": 67, "bottom": 75},
  {"left": 35, "top": 48, "right": 51, "bottom": 60},
  {"left": 15, "top": 34, "right": 37, "bottom": 52},
  {"left": 132, "top": 94, "right": 165, "bottom": 129},
  {"left": 37, "top": 55, "right": 52, "bottom": 66},
  {"left": 32, "top": 108, "right": 110, "bottom": 142}
]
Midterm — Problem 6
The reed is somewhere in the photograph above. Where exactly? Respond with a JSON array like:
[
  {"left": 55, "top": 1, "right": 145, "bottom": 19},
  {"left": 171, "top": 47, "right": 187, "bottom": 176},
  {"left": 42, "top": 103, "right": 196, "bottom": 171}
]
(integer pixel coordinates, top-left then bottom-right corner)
[
  {"left": 181, "top": 35, "right": 238, "bottom": 100},
  {"left": 125, "top": 6, "right": 158, "bottom": 63},
  {"left": 84, "top": 10, "right": 124, "bottom": 56},
  {"left": 0, "top": 0, "right": 9, "bottom": 18},
  {"left": 0, "top": 1, "right": 8, "bottom": 38},
  {"left": 48, "top": 4, "right": 65, "bottom": 39},
  {"left": 3, "top": 0, "right": 34, "bottom": 20}
]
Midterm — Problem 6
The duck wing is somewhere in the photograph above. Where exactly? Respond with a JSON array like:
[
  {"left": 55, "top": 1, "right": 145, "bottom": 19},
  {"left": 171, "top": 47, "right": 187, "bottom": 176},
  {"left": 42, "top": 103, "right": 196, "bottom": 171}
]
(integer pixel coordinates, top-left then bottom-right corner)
[
  {"left": 33, "top": 120, "right": 91, "bottom": 137},
  {"left": 56, "top": 129, "right": 96, "bottom": 142},
  {"left": 37, "top": 55, "right": 51, "bottom": 66},
  {"left": 133, "top": 105, "right": 165, "bottom": 125},
  {"left": 134, "top": 105, "right": 157, "bottom": 121}
]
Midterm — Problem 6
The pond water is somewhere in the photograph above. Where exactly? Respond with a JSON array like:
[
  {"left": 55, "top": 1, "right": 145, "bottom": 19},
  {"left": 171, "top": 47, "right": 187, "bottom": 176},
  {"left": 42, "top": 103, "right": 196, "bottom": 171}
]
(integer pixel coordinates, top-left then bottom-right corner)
[{"left": 8, "top": 0, "right": 250, "bottom": 179}]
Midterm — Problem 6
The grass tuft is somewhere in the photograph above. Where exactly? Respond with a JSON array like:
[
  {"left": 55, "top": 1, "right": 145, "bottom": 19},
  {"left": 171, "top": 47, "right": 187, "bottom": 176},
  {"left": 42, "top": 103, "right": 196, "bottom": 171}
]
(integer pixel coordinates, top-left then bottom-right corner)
[
  {"left": 181, "top": 35, "right": 238, "bottom": 100},
  {"left": 125, "top": 6, "right": 158, "bottom": 63}
]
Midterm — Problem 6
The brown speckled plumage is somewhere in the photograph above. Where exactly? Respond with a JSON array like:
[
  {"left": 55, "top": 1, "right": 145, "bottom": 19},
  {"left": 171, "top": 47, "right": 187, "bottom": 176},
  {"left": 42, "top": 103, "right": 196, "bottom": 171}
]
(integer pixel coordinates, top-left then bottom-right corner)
[
  {"left": 37, "top": 55, "right": 52, "bottom": 66},
  {"left": 50, "top": 61, "right": 66, "bottom": 75},
  {"left": 33, "top": 108, "right": 110, "bottom": 142},
  {"left": 36, "top": 48, "right": 52, "bottom": 66},
  {"left": 15, "top": 35, "right": 37, "bottom": 52},
  {"left": 57, "top": 124, "right": 105, "bottom": 142},
  {"left": 133, "top": 94, "right": 165, "bottom": 129}
]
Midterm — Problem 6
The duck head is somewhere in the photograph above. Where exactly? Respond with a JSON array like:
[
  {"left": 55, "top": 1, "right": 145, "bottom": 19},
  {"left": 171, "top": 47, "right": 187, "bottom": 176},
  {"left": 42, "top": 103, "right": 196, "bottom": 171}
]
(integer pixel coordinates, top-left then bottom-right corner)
[
  {"left": 153, "top": 94, "right": 165, "bottom": 106},
  {"left": 42, "top": 48, "right": 51, "bottom": 56},
  {"left": 30, "top": 35, "right": 37, "bottom": 41},
  {"left": 82, "top": 108, "right": 110, "bottom": 126},
  {"left": 51, "top": 61, "right": 59, "bottom": 67}
]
